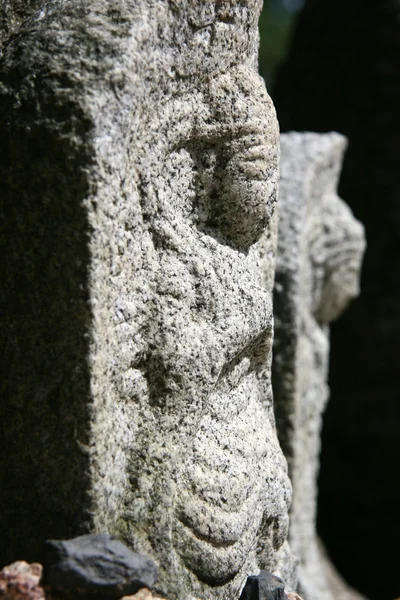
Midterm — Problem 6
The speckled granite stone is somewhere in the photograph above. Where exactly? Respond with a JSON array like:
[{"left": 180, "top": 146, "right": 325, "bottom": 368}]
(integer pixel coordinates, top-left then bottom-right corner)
[{"left": 0, "top": 2, "right": 290, "bottom": 599}]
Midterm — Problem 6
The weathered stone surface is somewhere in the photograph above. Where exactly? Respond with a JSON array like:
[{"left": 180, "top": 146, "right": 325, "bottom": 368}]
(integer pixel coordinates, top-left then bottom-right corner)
[
  {"left": 239, "top": 572, "right": 286, "bottom": 600},
  {"left": 0, "top": 562, "right": 44, "bottom": 600},
  {"left": 43, "top": 533, "right": 157, "bottom": 597},
  {"left": 0, "top": 2, "right": 290, "bottom": 599},
  {"left": 273, "top": 4, "right": 400, "bottom": 599},
  {"left": 271, "top": 132, "right": 365, "bottom": 600}
]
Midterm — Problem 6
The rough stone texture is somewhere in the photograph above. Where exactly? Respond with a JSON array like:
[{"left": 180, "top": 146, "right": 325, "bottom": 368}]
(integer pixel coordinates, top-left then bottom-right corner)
[
  {"left": 43, "top": 533, "right": 157, "bottom": 597},
  {"left": 273, "top": 4, "right": 400, "bottom": 599},
  {"left": 0, "top": 562, "right": 44, "bottom": 600},
  {"left": 0, "top": 2, "right": 290, "bottom": 599},
  {"left": 271, "top": 133, "right": 365, "bottom": 600}
]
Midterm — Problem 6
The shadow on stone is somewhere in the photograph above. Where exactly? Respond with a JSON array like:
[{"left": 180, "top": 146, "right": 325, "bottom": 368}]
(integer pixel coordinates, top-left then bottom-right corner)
[{"left": 0, "top": 37, "right": 94, "bottom": 563}]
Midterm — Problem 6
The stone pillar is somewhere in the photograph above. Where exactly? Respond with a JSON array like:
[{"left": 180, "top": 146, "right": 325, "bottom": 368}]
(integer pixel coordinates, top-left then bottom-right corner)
[
  {"left": 0, "top": 2, "right": 291, "bottom": 598},
  {"left": 273, "top": 4, "right": 400, "bottom": 598},
  {"left": 271, "top": 132, "right": 365, "bottom": 600}
]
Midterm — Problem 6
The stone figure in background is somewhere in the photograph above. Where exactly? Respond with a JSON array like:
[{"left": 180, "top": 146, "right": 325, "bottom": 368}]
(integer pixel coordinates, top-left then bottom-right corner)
[
  {"left": 0, "top": 1, "right": 292, "bottom": 598},
  {"left": 270, "top": 133, "right": 365, "bottom": 600},
  {"left": 273, "top": 4, "right": 400, "bottom": 598}
]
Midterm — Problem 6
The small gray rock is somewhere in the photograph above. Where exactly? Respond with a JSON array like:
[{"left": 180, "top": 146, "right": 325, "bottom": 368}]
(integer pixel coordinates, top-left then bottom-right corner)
[
  {"left": 239, "top": 571, "right": 286, "bottom": 600},
  {"left": 43, "top": 533, "right": 158, "bottom": 597}
]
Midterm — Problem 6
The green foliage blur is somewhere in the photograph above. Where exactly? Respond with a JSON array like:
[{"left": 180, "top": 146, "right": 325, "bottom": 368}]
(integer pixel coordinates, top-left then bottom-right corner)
[{"left": 258, "top": 0, "right": 297, "bottom": 93}]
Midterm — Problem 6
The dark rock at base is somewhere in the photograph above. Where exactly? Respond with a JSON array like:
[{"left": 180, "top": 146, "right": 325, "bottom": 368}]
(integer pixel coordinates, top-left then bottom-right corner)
[
  {"left": 42, "top": 533, "right": 158, "bottom": 598},
  {"left": 239, "top": 572, "right": 286, "bottom": 600}
]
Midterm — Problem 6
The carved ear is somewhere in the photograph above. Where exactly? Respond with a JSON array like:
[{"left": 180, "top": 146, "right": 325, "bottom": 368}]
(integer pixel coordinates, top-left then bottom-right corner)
[
  {"left": 208, "top": 166, "right": 277, "bottom": 249},
  {"left": 197, "top": 70, "right": 279, "bottom": 249}
]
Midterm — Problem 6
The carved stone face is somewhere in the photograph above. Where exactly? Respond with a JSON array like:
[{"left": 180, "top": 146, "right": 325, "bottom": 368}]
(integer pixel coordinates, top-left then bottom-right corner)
[
  {"left": 0, "top": 0, "right": 289, "bottom": 596},
  {"left": 61, "top": 2, "right": 291, "bottom": 597},
  {"left": 112, "top": 67, "right": 290, "bottom": 598}
]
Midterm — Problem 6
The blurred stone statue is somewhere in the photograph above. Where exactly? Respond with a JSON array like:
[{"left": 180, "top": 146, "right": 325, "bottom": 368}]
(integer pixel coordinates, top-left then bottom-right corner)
[{"left": 271, "top": 132, "right": 366, "bottom": 600}]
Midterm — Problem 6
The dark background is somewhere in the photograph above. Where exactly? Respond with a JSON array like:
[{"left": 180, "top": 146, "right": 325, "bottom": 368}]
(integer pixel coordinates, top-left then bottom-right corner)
[
  {"left": 258, "top": 0, "right": 302, "bottom": 88},
  {"left": 259, "top": 2, "right": 400, "bottom": 600}
]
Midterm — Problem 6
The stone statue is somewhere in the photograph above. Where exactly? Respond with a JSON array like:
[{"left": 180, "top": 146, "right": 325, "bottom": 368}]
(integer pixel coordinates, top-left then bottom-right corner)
[
  {"left": 0, "top": 2, "right": 291, "bottom": 598},
  {"left": 271, "top": 132, "right": 366, "bottom": 600},
  {"left": 274, "top": 5, "right": 400, "bottom": 598}
]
